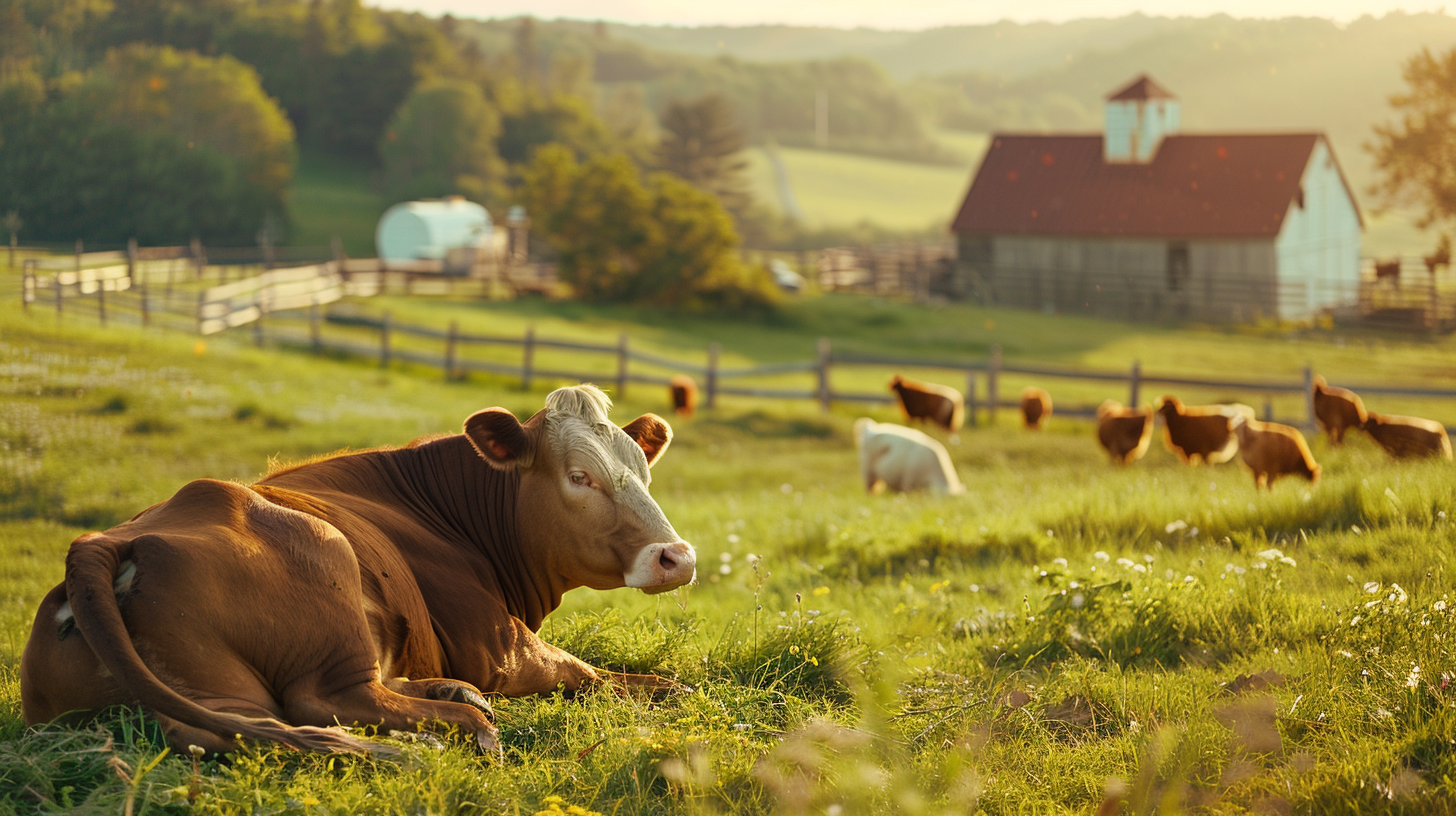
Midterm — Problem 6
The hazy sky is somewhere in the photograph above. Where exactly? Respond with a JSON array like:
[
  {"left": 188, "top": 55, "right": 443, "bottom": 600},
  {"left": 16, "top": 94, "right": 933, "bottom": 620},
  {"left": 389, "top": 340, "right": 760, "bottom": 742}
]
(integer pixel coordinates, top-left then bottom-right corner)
[{"left": 375, "top": 1, "right": 1446, "bottom": 29}]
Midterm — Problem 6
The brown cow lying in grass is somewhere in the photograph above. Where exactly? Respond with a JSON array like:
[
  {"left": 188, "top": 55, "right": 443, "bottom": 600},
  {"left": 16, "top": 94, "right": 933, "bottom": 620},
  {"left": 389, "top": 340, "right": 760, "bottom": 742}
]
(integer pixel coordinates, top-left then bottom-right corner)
[
  {"left": 1311, "top": 375, "right": 1367, "bottom": 446},
  {"left": 889, "top": 375, "right": 964, "bottom": 433},
  {"left": 1363, "top": 412, "right": 1453, "bottom": 460},
  {"left": 1096, "top": 400, "right": 1154, "bottom": 464},
  {"left": 1155, "top": 395, "right": 1252, "bottom": 465},
  {"left": 669, "top": 375, "right": 697, "bottom": 417},
  {"left": 21, "top": 385, "right": 695, "bottom": 756},
  {"left": 1232, "top": 415, "right": 1320, "bottom": 488},
  {"left": 1020, "top": 387, "right": 1052, "bottom": 430}
]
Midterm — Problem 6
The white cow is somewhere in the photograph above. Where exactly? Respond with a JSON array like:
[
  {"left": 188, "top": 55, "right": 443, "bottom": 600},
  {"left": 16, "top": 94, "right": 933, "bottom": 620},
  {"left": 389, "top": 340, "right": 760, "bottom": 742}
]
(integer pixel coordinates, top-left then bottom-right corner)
[{"left": 853, "top": 418, "right": 964, "bottom": 495}]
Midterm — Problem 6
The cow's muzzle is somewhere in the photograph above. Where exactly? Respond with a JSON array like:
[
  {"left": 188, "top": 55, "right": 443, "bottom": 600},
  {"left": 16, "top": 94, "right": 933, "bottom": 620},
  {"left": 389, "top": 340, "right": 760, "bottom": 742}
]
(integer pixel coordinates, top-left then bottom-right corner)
[{"left": 626, "top": 541, "right": 697, "bottom": 594}]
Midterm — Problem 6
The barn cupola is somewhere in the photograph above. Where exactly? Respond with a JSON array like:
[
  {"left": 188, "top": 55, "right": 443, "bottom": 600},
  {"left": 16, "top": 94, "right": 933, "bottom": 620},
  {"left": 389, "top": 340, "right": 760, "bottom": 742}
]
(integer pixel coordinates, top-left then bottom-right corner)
[{"left": 1103, "top": 74, "right": 1180, "bottom": 164}]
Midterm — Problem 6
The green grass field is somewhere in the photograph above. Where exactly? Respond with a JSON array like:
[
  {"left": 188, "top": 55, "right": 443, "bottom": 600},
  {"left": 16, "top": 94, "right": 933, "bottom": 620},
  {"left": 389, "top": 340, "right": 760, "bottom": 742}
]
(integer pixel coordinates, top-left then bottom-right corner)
[
  {"left": 745, "top": 142, "right": 980, "bottom": 232},
  {"left": 5, "top": 286, "right": 1456, "bottom": 814},
  {"left": 287, "top": 152, "right": 387, "bottom": 257}
]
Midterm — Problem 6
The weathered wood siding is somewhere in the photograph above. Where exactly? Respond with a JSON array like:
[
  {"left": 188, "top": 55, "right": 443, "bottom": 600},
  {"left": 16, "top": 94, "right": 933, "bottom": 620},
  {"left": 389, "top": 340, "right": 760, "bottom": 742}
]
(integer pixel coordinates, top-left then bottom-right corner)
[{"left": 965, "top": 234, "right": 1277, "bottom": 321}]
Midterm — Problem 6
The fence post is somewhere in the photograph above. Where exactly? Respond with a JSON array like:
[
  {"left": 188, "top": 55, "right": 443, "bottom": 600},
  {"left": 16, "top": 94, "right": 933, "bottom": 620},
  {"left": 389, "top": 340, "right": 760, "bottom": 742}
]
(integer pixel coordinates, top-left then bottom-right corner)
[
  {"left": 196, "top": 291, "right": 205, "bottom": 334},
  {"left": 191, "top": 237, "right": 204, "bottom": 281},
  {"left": 445, "top": 320, "right": 459, "bottom": 380},
  {"left": 1129, "top": 360, "right": 1142, "bottom": 408},
  {"left": 1303, "top": 366, "right": 1316, "bottom": 430},
  {"left": 379, "top": 311, "right": 392, "bottom": 368},
  {"left": 21, "top": 260, "right": 32, "bottom": 312},
  {"left": 96, "top": 274, "right": 106, "bottom": 326},
  {"left": 987, "top": 343, "right": 1002, "bottom": 424},
  {"left": 140, "top": 280, "right": 149, "bottom": 327},
  {"left": 522, "top": 326, "right": 535, "bottom": 391},
  {"left": 965, "top": 368, "right": 978, "bottom": 427},
  {"left": 616, "top": 333, "right": 629, "bottom": 399},
  {"left": 816, "top": 337, "right": 832, "bottom": 412},
  {"left": 1263, "top": 397, "right": 1274, "bottom": 422},
  {"left": 706, "top": 343, "right": 720, "bottom": 409}
]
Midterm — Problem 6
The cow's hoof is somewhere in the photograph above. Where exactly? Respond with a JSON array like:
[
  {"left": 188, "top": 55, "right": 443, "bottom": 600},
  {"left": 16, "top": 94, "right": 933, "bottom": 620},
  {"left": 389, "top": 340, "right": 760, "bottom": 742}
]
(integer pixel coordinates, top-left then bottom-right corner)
[{"left": 426, "top": 682, "right": 495, "bottom": 719}]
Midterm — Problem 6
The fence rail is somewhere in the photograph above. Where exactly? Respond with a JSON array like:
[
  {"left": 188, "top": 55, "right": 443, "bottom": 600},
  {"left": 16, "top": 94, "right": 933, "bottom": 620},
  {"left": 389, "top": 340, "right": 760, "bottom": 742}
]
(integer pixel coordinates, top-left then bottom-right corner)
[{"left": 13, "top": 246, "right": 1456, "bottom": 427}]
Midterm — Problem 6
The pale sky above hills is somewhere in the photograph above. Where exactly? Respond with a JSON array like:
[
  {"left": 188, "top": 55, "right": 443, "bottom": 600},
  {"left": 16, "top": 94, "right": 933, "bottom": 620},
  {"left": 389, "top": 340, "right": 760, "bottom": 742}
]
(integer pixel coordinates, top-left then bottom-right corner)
[{"left": 379, "top": 1, "right": 1445, "bottom": 28}]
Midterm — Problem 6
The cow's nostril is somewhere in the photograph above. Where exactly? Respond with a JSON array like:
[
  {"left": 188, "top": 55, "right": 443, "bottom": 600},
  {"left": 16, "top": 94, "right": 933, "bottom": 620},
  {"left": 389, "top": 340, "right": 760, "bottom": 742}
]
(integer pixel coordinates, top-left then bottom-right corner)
[{"left": 659, "top": 549, "right": 678, "bottom": 571}]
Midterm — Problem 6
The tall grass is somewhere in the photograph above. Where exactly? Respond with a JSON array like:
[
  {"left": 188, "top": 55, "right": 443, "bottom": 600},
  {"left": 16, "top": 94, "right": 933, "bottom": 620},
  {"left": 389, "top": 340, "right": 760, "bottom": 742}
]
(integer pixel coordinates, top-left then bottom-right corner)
[{"left": 5, "top": 293, "right": 1456, "bottom": 812}]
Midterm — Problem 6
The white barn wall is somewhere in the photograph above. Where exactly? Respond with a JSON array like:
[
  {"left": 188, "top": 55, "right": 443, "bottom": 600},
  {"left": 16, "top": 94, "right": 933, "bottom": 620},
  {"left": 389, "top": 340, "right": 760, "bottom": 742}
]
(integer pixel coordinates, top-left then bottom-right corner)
[{"left": 1274, "top": 139, "right": 1363, "bottom": 319}]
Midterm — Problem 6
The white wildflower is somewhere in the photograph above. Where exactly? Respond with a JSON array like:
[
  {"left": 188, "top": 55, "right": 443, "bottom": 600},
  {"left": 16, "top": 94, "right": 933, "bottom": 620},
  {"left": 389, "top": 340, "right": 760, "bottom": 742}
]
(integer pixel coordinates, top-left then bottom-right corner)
[
  {"left": 727, "top": 533, "right": 741, "bottom": 544},
  {"left": 1094, "top": 551, "right": 1110, "bottom": 562},
  {"left": 1364, "top": 582, "right": 1381, "bottom": 594},
  {"left": 1165, "top": 520, "right": 1189, "bottom": 534}
]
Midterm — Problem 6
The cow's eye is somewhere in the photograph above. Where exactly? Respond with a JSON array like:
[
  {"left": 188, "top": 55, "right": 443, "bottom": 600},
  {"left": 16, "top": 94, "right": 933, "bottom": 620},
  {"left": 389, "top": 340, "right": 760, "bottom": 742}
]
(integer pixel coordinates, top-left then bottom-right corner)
[{"left": 569, "top": 471, "right": 590, "bottom": 486}]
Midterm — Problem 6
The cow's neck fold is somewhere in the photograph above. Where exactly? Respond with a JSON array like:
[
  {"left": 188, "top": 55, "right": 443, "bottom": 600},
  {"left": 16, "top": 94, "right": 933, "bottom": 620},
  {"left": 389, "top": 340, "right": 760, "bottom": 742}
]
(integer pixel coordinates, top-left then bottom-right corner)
[{"left": 386, "top": 436, "right": 560, "bottom": 630}]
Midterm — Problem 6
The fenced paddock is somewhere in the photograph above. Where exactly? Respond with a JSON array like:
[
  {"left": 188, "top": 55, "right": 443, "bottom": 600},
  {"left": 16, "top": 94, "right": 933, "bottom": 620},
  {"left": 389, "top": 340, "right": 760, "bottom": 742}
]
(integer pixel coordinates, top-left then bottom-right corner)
[{"left": 12, "top": 243, "right": 1456, "bottom": 430}]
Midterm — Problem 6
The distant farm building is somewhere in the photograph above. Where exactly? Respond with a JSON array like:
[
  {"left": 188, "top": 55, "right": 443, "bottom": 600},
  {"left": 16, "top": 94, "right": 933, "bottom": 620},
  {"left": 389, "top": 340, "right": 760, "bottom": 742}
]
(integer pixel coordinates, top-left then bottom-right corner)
[
  {"left": 376, "top": 197, "right": 500, "bottom": 275},
  {"left": 949, "top": 75, "right": 1362, "bottom": 322}
]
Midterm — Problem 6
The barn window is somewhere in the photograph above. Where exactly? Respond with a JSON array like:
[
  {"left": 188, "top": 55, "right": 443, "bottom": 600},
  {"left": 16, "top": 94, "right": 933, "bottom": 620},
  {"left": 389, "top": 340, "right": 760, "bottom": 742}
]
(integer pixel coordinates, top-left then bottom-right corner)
[{"left": 1166, "top": 243, "right": 1190, "bottom": 291}]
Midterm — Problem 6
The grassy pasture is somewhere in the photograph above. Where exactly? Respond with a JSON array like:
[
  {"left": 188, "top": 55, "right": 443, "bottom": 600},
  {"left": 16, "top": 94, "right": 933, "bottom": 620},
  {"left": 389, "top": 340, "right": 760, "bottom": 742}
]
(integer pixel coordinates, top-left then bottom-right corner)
[{"left": 3, "top": 289, "right": 1456, "bottom": 813}]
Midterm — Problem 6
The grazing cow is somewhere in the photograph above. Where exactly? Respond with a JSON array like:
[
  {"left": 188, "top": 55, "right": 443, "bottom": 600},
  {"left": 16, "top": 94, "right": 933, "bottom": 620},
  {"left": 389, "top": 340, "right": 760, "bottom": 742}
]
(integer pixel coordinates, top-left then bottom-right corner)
[
  {"left": 21, "top": 385, "right": 695, "bottom": 756},
  {"left": 1096, "top": 400, "right": 1154, "bottom": 464},
  {"left": 1374, "top": 259, "right": 1402, "bottom": 287},
  {"left": 1231, "top": 415, "right": 1320, "bottom": 488},
  {"left": 669, "top": 375, "right": 697, "bottom": 417},
  {"left": 1363, "top": 412, "right": 1453, "bottom": 460},
  {"left": 1155, "top": 395, "right": 1252, "bottom": 465},
  {"left": 854, "top": 418, "right": 964, "bottom": 495},
  {"left": 889, "top": 375, "right": 964, "bottom": 433},
  {"left": 1311, "top": 375, "right": 1367, "bottom": 446},
  {"left": 1020, "top": 387, "right": 1052, "bottom": 430}
]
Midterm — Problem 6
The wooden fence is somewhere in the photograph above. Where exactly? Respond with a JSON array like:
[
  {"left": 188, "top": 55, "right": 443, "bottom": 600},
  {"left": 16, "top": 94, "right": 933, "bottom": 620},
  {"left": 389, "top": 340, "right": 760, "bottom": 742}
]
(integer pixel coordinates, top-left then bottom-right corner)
[
  {"left": 233, "top": 309, "right": 1456, "bottom": 431},
  {"left": 14, "top": 245, "right": 1456, "bottom": 429}
]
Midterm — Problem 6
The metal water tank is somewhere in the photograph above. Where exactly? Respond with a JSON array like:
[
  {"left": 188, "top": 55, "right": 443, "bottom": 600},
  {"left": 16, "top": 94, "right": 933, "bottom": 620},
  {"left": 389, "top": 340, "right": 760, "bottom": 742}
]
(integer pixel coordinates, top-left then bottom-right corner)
[{"left": 375, "top": 197, "right": 492, "bottom": 265}]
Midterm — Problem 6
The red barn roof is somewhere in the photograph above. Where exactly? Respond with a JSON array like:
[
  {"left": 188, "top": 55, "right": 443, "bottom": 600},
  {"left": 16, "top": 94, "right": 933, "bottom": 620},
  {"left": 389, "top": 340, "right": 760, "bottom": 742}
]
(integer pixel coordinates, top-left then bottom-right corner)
[
  {"left": 950, "top": 133, "right": 1361, "bottom": 240},
  {"left": 1107, "top": 74, "right": 1176, "bottom": 101}
]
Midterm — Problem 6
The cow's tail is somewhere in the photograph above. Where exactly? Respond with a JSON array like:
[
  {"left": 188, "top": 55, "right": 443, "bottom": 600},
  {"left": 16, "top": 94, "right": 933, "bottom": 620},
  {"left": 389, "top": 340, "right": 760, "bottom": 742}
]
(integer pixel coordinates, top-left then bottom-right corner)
[{"left": 64, "top": 533, "right": 373, "bottom": 755}]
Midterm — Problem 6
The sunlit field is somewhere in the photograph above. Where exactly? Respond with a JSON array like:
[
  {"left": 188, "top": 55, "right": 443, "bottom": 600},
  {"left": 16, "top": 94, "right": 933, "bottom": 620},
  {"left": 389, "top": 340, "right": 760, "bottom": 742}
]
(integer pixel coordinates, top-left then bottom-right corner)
[{"left": 3, "top": 287, "right": 1456, "bottom": 814}]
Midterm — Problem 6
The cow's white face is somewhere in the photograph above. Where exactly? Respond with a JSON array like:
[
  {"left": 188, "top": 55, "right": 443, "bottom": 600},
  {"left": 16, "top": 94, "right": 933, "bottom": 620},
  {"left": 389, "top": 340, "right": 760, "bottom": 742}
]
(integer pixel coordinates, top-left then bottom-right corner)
[{"left": 464, "top": 386, "right": 696, "bottom": 595}]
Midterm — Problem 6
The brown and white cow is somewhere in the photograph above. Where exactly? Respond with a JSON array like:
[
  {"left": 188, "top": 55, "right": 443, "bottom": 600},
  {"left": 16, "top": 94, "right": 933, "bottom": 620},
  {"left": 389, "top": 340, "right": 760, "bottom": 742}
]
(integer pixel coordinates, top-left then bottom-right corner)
[
  {"left": 1155, "top": 395, "right": 1252, "bottom": 465},
  {"left": 21, "top": 385, "right": 695, "bottom": 756},
  {"left": 1363, "top": 412, "right": 1453, "bottom": 460},
  {"left": 1095, "top": 400, "right": 1154, "bottom": 465},
  {"left": 889, "top": 375, "right": 964, "bottom": 433},
  {"left": 1231, "top": 415, "right": 1320, "bottom": 489},
  {"left": 1311, "top": 375, "right": 1367, "bottom": 446},
  {"left": 1020, "top": 387, "right": 1052, "bottom": 430}
]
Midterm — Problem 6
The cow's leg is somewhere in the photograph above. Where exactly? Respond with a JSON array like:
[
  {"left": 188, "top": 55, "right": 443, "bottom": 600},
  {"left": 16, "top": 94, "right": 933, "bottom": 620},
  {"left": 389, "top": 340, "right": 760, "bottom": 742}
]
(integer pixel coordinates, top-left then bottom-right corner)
[
  {"left": 283, "top": 681, "right": 499, "bottom": 753},
  {"left": 387, "top": 677, "right": 494, "bottom": 717}
]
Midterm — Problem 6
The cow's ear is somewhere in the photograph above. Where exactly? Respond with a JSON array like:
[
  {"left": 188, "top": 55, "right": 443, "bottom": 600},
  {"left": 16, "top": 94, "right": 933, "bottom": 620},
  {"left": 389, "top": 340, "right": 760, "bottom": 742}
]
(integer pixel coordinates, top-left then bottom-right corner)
[
  {"left": 622, "top": 413, "right": 672, "bottom": 467},
  {"left": 465, "top": 408, "right": 534, "bottom": 469}
]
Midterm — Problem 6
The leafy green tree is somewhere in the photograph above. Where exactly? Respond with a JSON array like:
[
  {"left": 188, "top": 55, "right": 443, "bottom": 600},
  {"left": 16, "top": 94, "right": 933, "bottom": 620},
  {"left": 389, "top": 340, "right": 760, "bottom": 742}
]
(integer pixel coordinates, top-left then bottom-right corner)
[
  {"left": 656, "top": 93, "right": 752, "bottom": 216},
  {"left": 0, "top": 45, "right": 296, "bottom": 244},
  {"left": 1370, "top": 46, "right": 1456, "bottom": 239},
  {"left": 520, "top": 144, "right": 775, "bottom": 309},
  {"left": 496, "top": 90, "right": 612, "bottom": 167},
  {"left": 379, "top": 78, "right": 506, "bottom": 204}
]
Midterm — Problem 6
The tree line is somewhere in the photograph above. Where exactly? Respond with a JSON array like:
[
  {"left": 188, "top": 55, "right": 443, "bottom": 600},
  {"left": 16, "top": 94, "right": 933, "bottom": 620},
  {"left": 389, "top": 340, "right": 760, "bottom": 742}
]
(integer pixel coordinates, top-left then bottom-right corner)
[{"left": 0, "top": 0, "right": 776, "bottom": 308}]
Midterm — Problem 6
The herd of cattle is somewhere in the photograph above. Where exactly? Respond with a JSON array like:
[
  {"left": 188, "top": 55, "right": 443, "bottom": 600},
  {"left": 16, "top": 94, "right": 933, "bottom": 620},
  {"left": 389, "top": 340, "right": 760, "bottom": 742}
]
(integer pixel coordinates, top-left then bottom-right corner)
[
  {"left": 838, "top": 373, "right": 1453, "bottom": 495},
  {"left": 18, "top": 371, "right": 1454, "bottom": 760}
]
